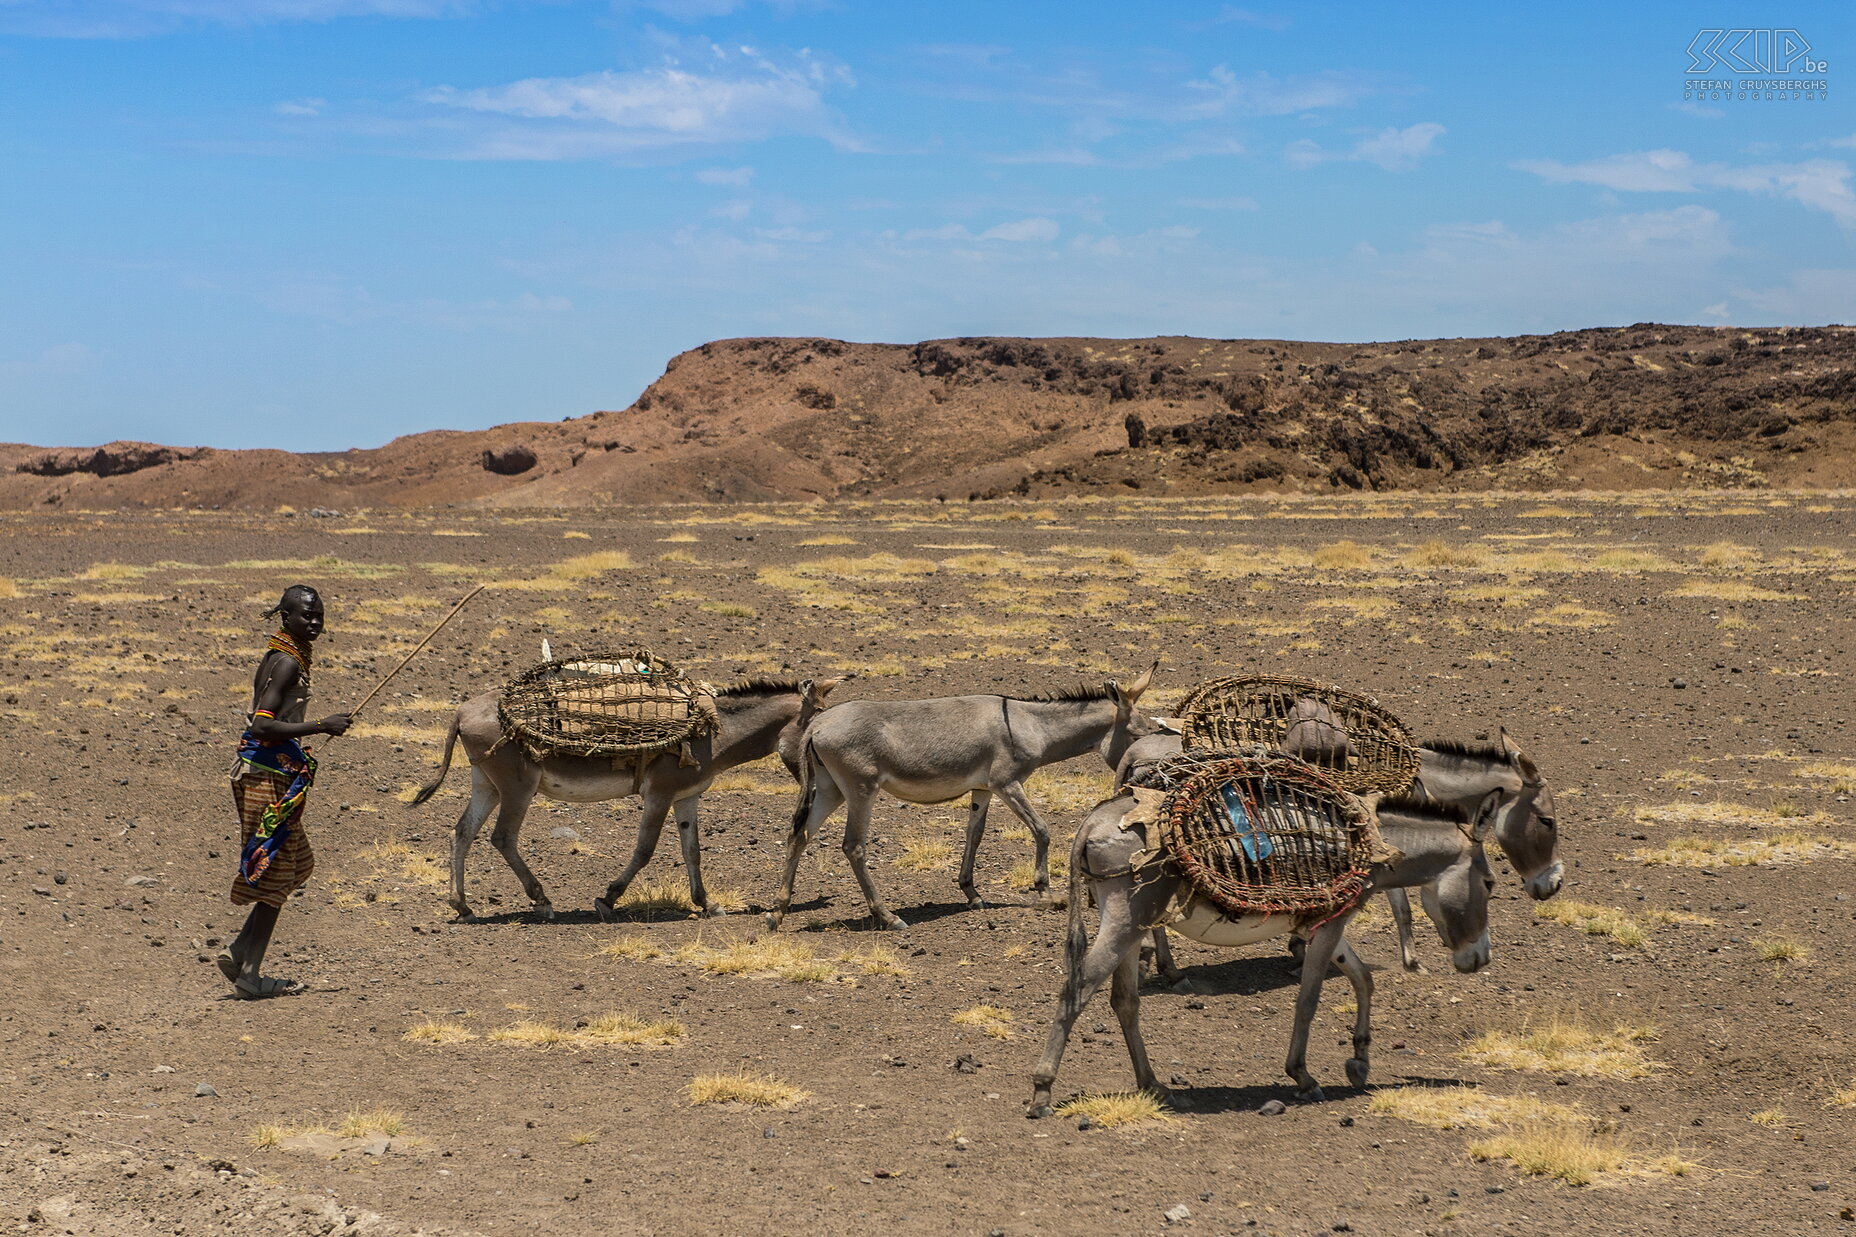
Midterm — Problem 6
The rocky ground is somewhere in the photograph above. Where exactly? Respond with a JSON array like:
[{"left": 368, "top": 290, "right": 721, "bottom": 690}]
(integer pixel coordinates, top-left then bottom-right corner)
[{"left": 1, "top": 492, "right": 1853, "bottom": 1236}]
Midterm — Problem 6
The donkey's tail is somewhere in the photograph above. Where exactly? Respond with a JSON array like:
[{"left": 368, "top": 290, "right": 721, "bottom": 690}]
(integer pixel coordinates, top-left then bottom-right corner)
[
  {"left": 1061, "top": 810, "right": 1094, "bottom": 978},
  {"left": 410, "top": 711, "right": 461, "bottom": 806},
  {"left": 789, "top": 736, "right": 819, "bottom": 835}
]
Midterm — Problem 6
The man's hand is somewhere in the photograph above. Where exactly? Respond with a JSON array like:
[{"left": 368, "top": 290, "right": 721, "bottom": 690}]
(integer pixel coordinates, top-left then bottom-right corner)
[{"left": 320, "top": 713, "right": 353, "bottom": 737}]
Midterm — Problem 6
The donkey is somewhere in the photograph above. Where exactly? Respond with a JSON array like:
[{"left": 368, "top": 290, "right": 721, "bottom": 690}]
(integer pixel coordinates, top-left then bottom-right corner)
[
  {"left": 412, "top": 677, "right": 840, "bottom": 920},
  {"left": 766, "top": 664, "right": 1158, "bottom": 931},
  {"left": 1115, "top": 725, "right": 1560, "bottom": 978},
  {"left": 1385, "top": 728, "right": 1561, "bottom": 969},
  {"left": 1027, "top": 791, "right": 1496, "bottom": 1117}
]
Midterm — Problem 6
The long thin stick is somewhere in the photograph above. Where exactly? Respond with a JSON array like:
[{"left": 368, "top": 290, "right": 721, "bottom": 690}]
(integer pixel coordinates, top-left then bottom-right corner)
[{"left": 345, "top": 584, "right": 485, "bottom": 721}]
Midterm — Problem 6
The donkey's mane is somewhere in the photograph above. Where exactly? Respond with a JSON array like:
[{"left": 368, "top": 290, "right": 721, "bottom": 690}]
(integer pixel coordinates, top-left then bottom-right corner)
[
  {"left": 1377, "top": 794, "right": 1471, "bottom": 826},
  {"left": 1421, "top": 738, "right": 1513, "bottom": 765},
  {"left": 714, "top": 676, "right": 804, "bottom": 698},
  {"left": 1003, "top": 682, "right": 1115, "bottom": 704}
]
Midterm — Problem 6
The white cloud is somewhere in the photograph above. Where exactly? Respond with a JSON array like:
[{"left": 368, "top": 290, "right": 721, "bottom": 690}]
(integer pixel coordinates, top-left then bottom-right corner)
[
  {"left": 275, "top": 98, "right": 326, "bottom": 116},
  {"left": 1288, "top": 122, "right": 1444, "bottom": 172},
  {"left": 709, "top": 199, "right": 752, "bottom": 220},
  {"left": 419, "top": 48, "right": 851, "bottom": 159},
  {"left": 694, "top": 165, "right": 754, "bottom": 186},
  {"left": 1183, "top": 66, "right": 1378, "bottom": 120},
  {"left": 1516, "top": 149, "right": 1856, "bottom": 228},
  {"left": 620, "top": 0, "right": 829, "bottom": 18},
  {"left": 0, "top": 0, "right": 471, "bottom": 37},
  {"left": 978, "top": 217, "right": 1059, "bottom": 243}
]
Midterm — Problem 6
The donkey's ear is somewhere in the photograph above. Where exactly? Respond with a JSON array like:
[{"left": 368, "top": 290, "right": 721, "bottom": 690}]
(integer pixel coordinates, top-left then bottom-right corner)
[
  {"left": 1470, "top": 791, "right": 1501, "bottom": 842},
  {"left": 810, "top": 676, "right": 845, "bottom": 701},
  {"left": 1122, "top": 659, "right": 1159, "bottom": 702},
  {"left": 1498, "top": 726, "right": 1520, "bottom": 757}
]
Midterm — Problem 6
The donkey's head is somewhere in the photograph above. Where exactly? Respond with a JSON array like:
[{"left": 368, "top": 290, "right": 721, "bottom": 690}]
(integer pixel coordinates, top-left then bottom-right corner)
[
  {"left": 1100, "top": 660, "right": 1159, "bottom": 766},
  {"left": 1494, "top": 728, "right": 1562, "bottom": 901},
  {"left": 776, "top": 677, "right": 844, "bottom": 775},
  {"left": 1380, "top": 795, "right": 1496, "bottom": 974}
]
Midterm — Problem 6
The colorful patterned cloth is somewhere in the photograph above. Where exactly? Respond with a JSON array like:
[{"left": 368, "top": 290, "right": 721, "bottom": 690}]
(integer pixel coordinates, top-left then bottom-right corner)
[{"left": 231, "top": 729, "right": 317, "bottom": 905}]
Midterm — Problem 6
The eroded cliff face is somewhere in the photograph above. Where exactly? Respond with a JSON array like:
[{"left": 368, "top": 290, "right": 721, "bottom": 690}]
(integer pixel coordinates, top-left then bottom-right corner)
[{"left": 4, "top": 324, "right": 1852, "bottom": 510}]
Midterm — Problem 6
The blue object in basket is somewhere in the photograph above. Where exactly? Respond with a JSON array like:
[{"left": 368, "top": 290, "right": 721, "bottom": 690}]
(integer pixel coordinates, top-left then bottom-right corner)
[{"left": 1219, "top": 783, "right": 1275, "bottom": 863}]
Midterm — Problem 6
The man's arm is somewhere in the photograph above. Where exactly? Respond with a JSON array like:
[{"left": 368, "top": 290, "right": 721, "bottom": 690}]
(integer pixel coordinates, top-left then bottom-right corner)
[{"left": 247, "top": 657, "right": 351, "bottom": 740}]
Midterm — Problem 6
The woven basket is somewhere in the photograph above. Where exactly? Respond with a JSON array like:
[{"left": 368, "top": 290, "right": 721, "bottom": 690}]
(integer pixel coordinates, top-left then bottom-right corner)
[
  {"left": 497, "top": 650, "right": 716, "bottom": 762},
  {"left": 1177, "top": 675, "right": 1419, "bottom": 795},
  {"left": 1136, "top": 748, "right": 1391, "bottom": 922}
]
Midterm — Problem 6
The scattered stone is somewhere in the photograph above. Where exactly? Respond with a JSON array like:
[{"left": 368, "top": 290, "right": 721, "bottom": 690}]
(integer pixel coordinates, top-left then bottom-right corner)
[
  {"left": 1076, "top": 1117, "right": 1095, "bottom": 1131},
  {"left": 953, "top": 1053, "right": 981, "bottom": 1074},
  {"left": 1163, "top": 1203, "right": 1193, "bottom": 1224},
  {"left": 762, "top": 1128, "right": 777, "bottom": 1139},
  {"left": 549, "top": 826, "right": 581, "bottom": 841},
  {"left": 53, "top": 871, "right": 67, "bottom": 885},
  {"left": 482, "top": 443, "right": 538, "bottom": 475},
  {"left": 125, "top": 875, "right": 160, "bottom": 888},
  {"left": 194, "top": 1083, "right": 217, "bottom": 1098},
  {"left": 1486, "top": 1185, "right": 1505, "bottom": 1194},
  {"left": 1256, "top": 1099, "right": 1287, "bottom": 1116}
]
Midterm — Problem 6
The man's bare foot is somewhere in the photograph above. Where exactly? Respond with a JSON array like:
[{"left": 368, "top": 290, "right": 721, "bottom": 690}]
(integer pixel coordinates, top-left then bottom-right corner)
[{"left": 215, "top": 948, "right": 241, "bottom": 983}]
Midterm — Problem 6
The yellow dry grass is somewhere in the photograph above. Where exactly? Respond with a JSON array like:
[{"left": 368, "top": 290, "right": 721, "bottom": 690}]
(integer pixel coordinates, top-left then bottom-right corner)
[
  {"left": 337, "top": 1109, "right": 408, "bottom": 1139},
  {"left": 1627, "top": 833, "right": 1856, "bottom": 868},
  {"left": 599, "top": 935, "right": 664, "bottom": 961},
  {"left": 1311, "top": 540, "right": 1374, "bottom": 569},
  {"left": 1749, "top": 1108, "right": 1787, "bottom": 1127},
  {"left": 952, "top": 1004, "right": 1015, "bottom": 1039},
  {"left": 678, "top": 936, "right": 835, "bottom": 983},
  {"left": 1460, "top": 1017, "right": 1659, "bottom": 1078},
  {"left": 1008, "top": 851, "right": 1066, "bottom": 890},
  {"left": 606, "top": 877, "right": 746, "bottom": 919},
  {"left": 1403, "top": 540, "right": 1487, "bottom": 569},
  {"left": 895, "top": 835, "right": 957, "bottom": 872},
  {"left": 1052, "top": 1092, "right": 1174, "bottom": 1128},
  {"left": 1369, "top": 1085, "right": 1583, "bottom": 1130},
  {"left": 1828, "top": 1081, "right": 1856, "bottom": 1109},
  {"left": 686, "top": 1073, "right": 808, "bottom": 1109},
  {"left": 0, "top": 578, "right": 19, "bottom": 599},
  {"left": 838, "top": 944, "right": 911, "bottom": 978},
  {"left": 1669, "top": 580, "right": 1802, "bottom": 602},
  {"left": 402, "top": 1020, "right": 476, "bottom": 1045},
  {"left": 249, "top": 1124, "right": 287, "bottom": 1149},
  {"left": 78, "top": 562, "right": 150, "bottom": 581},
  {"left": 1752, "top": 933, "right": 1811, "bottom": 963},
  {"left": 797, "top": 535, "right": 858, "bottom": 546},
  {"left": 1467, "top": 1122, "right": 1637, "bottom": 1186},
  {"left": 1534, "top": 901, "right": 1649, "bottom": 948},
  {"left": 1633, "top": 800, "right": 1829, "bottom": 829},
  {"left": 488, "top": 1013, "right": 683, "bottom": 1048}
]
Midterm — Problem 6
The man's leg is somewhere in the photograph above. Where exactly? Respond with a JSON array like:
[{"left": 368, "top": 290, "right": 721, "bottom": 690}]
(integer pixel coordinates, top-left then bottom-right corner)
[{"left": 229, "top": 901, "right": 281, "bottom": 984}]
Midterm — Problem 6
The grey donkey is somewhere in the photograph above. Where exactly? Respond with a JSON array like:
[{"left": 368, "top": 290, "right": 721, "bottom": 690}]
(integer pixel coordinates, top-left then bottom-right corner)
[
  {"left": 767, "top": 663, "right": 1158, "bottom": 931},
  {"left": 1116, "top": 723, "right": 1560, "bottom": 979},
  {"left": 413, "top": 676, "right": 841, "bottom": 920},
  {"left": 1027, "top": 790, "right": 1497, "bottom": 1117}
]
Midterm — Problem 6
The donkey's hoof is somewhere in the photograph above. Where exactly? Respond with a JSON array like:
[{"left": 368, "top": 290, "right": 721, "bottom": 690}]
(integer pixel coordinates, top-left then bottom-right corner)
[
  {"left": 592, "top": 898, "right": 618, "bottom": 923},
  {"left": 965, "top": 896, "right": 988, "bottom": 911},
  {"left": 763, "top": 912, "right": 783, "bottom": 932},
  {"left": 449, "top": 905, "right": 475, "bottom": 922},
  {"left": 879, "top": 915, "right": 909, "bottom": 931},
  {"left": 531, "top": 904, "right": 555, "bottom": 921},
  {"left": 1345, "top": 1058, "right": 1371, "bottom": 1088},
  {"left": 1295, "top": 1084, "right": 1325, "bottom": 1104},
  {"left": 1169, "top": 978, "right": 1195, "bottom": 995},
  {"left": 699, "top": 903, "right": 730, "bottom": 918},
  {"left": 1026, "top": 1103, "right": 1053, "bottom": 1120},
  {"left": 1401, "top": 959, "right": 1428, "bottom": 974}
]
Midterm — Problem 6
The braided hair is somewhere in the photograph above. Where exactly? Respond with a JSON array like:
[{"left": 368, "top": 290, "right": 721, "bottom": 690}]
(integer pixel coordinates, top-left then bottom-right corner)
[{"left": 261, "top": 584, "right": 321, "bottom": 622}]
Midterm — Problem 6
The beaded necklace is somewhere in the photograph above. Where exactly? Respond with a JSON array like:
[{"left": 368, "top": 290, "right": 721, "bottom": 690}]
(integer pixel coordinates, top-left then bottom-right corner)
[{"left": 266, "top": 629, "right": 312, "bottom": 691}]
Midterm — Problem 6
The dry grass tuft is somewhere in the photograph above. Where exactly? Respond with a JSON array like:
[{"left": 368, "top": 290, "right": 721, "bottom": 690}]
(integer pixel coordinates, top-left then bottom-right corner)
[
  {"left": 488, "top": 1020, "right": 577, "bottom": 1046},
  {"left": 402, "top": 1020, "right": 476, "bottom": 1045},
  {"left": 567, "top": 1130, "right": 600, "bottom": 1146},
  {"left": 577, "top": 1012, "right": 686, "bottom": 1046},
  {"left": 599, "top": 935, "right": 664, "bottom": 961},
  {"left": 78, "top": 562, "right": 149, "bottom": 581},
  {"left": 1669, "top": 580, "right": 1801, "bottom": 602},
  {"left": 1467, "top": 1121, "right": 1634, "bottom": 1186},
  {"left": 1828, "top": 1081, "right": 1856, "bottom": 1109},
  {"left": 797, "top": 535, "right": 858, "bottom": 546},
  {"left": 952, "top": 1004, "right": 1016, "bottom": 1039},
  {"left": 250, "top": 1124, "right": 287, "bottom": 1149},
  {"left": 1752, "top": 933, "right": 1811, "bottom": 963},
  {"left": 337, "top": 1109, "right": 408, "bottom": 1139},
  {"left": 699, "top": 601, "right": 757, "bottom": 618},
  {"left": 1460, "top": 1017, "right": 1659, "bottom": 1078},
  {"left": 1369, "top": 1085, "right": 1583, "bottom": 1130},
  {"left": 895, "top": 835, "right": 957, "bottom": 872},
  {"left": 681, "top": 936, "right": 833, "bottom": 982},
  {"left": 1627, "top": 832, "right": 1856, "bottom": 868},
  {"left": 1052, "top": 1091, "right": 1174, "bottom": 1128},
  {"left": 1749, "top": 1108, "right": 1787, "bottom": 1127},
  {"left": 0, "top": 578, "right": 20, "bottom": 599},
  {"left": 1534, "top": 901, "right": 1648, "bottom": 948},
  {"left": 1633, "top": 800, "right": 1828, "bottom": 829},
  {"left": 686, "top": 1073, "right": 809, "bottom": 1109},
  {"left": 1403, "top": 540, "right": 1486, "bottom": 569},
  {"left": 1312, "top": 540, "right": 1374, "bottom": 569},
  {"left": 838, "top": 944, "right": 911, "bottom": 978}
]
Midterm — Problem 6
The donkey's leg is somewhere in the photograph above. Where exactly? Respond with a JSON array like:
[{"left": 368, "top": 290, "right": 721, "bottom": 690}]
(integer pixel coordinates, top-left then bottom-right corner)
[
  {"left": 671, "top": 794, "right": 724, "bottom": 916},
  {"left": 1028, "top": 883, "right": 1148, "bottom": 1117},
  {"left": 1385, "top": 888, "right": 1424, "bottom": 972},
  {"left": 594, "top": 793, "right": 672, "bottom": 922},
  {"left": 993, "top": 779, "right": 1053, "bottom": 897},
  {"left": 842, "top": 790, "right": 906, "bottom": 931},
  {"left": 1108, "top": 946, "right": 1160, "bottom": 1097},
  {"left": 1141, "top": 927, "right": 1189, "bottom": 989},
  {"left": 448, "top": 767, "right": 498, "bottom": 920},
  {"left": 956, "top": 789, "right": 993, "bottom": 909},
  {"left": 487, "top": 778, "right": 551, "bottom": 919},
  {"left": 767, "top": 776, "right": 843, "bottom": 931},
  {"left": 1332, "top": 936, "right": 1375, "bottom": 1089},
  {"left": 1282, "top": 915, "right": 1354, "bottom": 1101}
]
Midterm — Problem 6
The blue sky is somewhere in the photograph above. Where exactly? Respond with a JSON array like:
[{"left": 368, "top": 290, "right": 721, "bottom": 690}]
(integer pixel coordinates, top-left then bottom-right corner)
[{"left": 1, "top": 1, "right": 1851, "bottom": 449}]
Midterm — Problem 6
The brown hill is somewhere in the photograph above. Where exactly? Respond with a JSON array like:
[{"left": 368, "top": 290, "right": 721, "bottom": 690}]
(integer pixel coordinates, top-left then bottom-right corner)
[{"left": 4, "top": 323, "right": 1853, "bottom": 510}]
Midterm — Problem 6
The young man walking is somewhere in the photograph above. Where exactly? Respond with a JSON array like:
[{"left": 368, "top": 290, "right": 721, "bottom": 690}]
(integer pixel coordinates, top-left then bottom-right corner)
[{"left": 217, "top": 585, "right": 350, "bottom": 999}]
